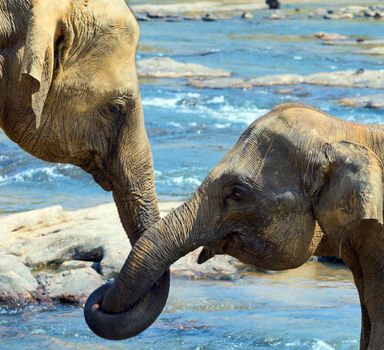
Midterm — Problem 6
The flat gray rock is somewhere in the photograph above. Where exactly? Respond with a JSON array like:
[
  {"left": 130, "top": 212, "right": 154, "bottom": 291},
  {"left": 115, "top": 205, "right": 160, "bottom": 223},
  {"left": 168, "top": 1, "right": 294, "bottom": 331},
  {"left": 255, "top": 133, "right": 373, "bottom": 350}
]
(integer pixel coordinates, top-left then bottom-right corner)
[
  {"left": 189, "top": 70, "right": 384, "bottom": 90},
  {"left": 138, "top": 57, "right": 231, "bottom": 78}
]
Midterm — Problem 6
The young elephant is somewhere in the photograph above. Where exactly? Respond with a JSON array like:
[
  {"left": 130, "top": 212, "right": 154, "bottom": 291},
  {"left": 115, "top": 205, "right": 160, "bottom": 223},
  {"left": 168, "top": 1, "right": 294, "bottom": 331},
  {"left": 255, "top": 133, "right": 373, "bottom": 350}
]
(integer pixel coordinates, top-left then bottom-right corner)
[
  {"left": 1, "top": 0, "right": 169, "bottom": 339},
  {"left": 87, "top": 103, "right": 384, "bottom": 349}
]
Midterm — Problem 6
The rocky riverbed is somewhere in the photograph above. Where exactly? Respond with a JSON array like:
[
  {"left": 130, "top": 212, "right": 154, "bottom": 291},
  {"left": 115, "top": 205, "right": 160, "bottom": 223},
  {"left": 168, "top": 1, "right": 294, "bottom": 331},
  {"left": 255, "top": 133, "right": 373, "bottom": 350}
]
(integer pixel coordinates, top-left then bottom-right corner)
[{"left": 0, "top": 202, "right": 250, "bottom": 306}]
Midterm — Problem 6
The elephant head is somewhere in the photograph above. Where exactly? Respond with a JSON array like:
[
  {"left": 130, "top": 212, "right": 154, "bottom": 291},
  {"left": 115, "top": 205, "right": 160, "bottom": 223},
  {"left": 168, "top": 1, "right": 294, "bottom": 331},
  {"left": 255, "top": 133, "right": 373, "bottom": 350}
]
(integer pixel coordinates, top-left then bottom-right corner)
[
  {"left": 0, "top": 0, "right": 169, "bottom": 339},
  {"left": 89, "top": 104, "right": 384, "bottom": 337}
]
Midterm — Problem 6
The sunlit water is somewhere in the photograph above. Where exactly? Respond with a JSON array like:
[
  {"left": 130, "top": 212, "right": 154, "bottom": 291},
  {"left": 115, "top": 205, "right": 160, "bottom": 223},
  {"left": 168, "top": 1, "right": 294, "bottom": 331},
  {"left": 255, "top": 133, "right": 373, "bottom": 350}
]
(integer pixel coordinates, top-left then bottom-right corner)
[
  {"left": 1, "top": 2, "right": 384, "bottom": 213},
  {"left": 0, "top": 262, "right": 360, "bottom": 350}
]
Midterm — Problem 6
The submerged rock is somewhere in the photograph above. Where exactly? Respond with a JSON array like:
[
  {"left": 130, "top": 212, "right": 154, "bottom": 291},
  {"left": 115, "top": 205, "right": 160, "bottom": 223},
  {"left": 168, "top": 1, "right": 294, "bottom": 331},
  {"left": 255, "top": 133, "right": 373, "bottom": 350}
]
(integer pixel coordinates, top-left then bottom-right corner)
[
  {"left": 138, "top": 57, "right": 231, "bottom": 78},
  {"left": 241, "top": 11, "right": 254, "bottom": 20},
  {"left": 269, "top": 10, "right": 286, "bottom": 20},
  {"left": 338, "top": 94, "right": 384, "bottom": 109},
  {"left": 357, "top": 47, "right": 384, "bottom": 56},
  {"left": 313, "top": 32, "right": 348, "bottom": 41}
]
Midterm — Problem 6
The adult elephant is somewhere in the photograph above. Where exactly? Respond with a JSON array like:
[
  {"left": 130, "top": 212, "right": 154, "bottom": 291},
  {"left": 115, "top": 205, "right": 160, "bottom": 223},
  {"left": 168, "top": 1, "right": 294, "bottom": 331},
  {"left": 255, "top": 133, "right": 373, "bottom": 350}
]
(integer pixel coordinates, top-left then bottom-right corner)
[
  {"left": 0, "top": 0, "right": 169, "bottom": 340},
  {"left": 89, "top": 103, "right": 384, "bottom": 349}
]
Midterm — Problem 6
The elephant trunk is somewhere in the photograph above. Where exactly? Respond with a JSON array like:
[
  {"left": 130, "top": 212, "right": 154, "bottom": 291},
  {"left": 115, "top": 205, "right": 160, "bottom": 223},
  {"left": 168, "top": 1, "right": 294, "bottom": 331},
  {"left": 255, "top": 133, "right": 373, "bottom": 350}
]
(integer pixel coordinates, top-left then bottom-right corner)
[
  {"left": 84, "top": 95, "right": 171, "bottom": 340},
  {"left": 100, "top": 195, "right": 203, "bottom": 315}
]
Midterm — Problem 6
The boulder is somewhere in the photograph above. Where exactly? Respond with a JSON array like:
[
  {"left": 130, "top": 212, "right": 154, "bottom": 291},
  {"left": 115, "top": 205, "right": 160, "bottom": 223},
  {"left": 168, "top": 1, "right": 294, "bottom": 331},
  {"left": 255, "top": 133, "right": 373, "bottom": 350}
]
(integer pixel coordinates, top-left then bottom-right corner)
[
  {"left": 172, "top": 248, "right": 246, "bottom": 280},
  {"left": 0, "top": 254, "right": 38, "bottom": 304},
  {"left": 138, "top": 57, "right": 231, "bottom": 78},
  {"left": 42, "top": 267, "right": 104, "bottom": 303}
]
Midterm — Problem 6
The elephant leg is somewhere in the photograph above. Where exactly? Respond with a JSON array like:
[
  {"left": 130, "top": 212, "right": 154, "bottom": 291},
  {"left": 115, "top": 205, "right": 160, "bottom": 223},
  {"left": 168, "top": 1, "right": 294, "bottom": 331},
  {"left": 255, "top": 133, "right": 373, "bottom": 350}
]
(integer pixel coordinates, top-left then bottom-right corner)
[{"left": 343, "top": 226, "right": 384, "bottom": 350}]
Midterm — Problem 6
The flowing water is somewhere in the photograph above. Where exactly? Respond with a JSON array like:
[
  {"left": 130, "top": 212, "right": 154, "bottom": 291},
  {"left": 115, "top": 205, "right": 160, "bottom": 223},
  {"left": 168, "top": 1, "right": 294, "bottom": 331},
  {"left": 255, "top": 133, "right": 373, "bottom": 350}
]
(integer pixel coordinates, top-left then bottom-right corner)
[
  {"left": 0, "top": 262, "right": 360, "bottom": 350},
  {"left": 1, "top": 0, "right": 383, "bottom": 348}
]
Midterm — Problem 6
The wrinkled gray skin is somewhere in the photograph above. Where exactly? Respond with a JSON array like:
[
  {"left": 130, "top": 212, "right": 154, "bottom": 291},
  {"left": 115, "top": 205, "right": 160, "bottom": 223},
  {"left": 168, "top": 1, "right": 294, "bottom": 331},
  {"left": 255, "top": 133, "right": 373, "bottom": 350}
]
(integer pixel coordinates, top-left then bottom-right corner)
[
  {"left": 0, "top": 0, "right": 169, "bottom": 340},
  {"left": 106, "top": 104, "right": 384, "bottom": 349}
]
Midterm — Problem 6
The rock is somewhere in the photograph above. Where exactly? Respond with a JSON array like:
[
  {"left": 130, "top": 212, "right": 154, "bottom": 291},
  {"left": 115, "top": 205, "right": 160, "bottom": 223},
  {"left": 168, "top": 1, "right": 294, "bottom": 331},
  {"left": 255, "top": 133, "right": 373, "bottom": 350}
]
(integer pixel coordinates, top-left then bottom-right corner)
[
  {"left": 308, "top": 8, "right": 328, "bottom": 18},
  {"left": 249, "top": 74, "right": 304, "bottom": 86},
  {"left": 132, "top": 2, "right": 267, "bottom": 18},
  {"left": 270, "top": 10, "right": 286, "bottom": 20},
  {"left": 339, "top": 13, "right": 354, "bottom": 19},
  {"left": 137, "top": 57, "right": 231, "bottom": 78},
  {"left": 172, "top": 248, "right": 246, "bottom": 280},
  {"left": 202, "top": 13, "right": 220, "bottom": 22},
  {"left": 189, "top": 77, "right": 254, "bottom": 89},
  {"left": 338, "top": 94, "right": 384, "bottom": 109},
  {"left": 60, "top": 260, "right": 95, "bottom": 270},
  {"left": 357, "top": 47, "right": 384, "bottom": 56},
  {"left": 189, "top": 70, "right": 384, "bottom": 90},
  {"left": 135, "top": 15, "right": 150, "bottom": 22},
  {"left": 313, "top": 32, "right": 348, "bottom": 41},
  {"left": 165, "top": 16, "right": 182, "bottom": 22},
  {"left": 266, "top": 0, "right": 280, "bottom": 10},
  {"left": 0, "top": 254, "right": 38, "bottom": 304},
  {"left": 241, "top": 11, "right": 253, "bottom": 20},
  {"left": 305, "top": 69, "right": 384, "bottom": 89},
  {"left": 146, "top": 11, "right": 165, "bottom": 19},
  {"left": 43, "top": 267, "right": 104, "bottom": 303}
]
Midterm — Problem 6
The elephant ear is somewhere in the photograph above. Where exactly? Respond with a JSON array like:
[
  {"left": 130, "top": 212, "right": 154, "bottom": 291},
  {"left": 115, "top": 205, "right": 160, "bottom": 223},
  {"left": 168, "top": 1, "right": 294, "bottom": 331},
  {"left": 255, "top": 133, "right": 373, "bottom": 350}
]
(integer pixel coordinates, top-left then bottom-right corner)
[
  {"left": 20, "top": 0, "right": 70, "bottom": 128},
  {"left": 312, "top": 141, "right": 383, "bottom": 248}
]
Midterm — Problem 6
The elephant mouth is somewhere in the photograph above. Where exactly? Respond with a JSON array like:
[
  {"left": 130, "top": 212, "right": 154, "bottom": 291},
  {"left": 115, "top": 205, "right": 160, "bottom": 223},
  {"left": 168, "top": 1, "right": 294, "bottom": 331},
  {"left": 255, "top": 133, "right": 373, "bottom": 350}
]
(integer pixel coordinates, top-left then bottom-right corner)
[{"left": 197, "top": 232, "right": 240, "bottom": 264}]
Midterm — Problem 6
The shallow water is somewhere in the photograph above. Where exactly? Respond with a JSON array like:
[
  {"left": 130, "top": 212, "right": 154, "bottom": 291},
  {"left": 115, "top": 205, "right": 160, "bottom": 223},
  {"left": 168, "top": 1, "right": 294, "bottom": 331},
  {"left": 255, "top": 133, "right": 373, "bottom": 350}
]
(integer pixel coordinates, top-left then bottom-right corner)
[
  {"left": 1, "top": 2, "right": 384, "bottom": 213},
  {"left": 0, "top": 262, "right": 360, "bottom": 350}
]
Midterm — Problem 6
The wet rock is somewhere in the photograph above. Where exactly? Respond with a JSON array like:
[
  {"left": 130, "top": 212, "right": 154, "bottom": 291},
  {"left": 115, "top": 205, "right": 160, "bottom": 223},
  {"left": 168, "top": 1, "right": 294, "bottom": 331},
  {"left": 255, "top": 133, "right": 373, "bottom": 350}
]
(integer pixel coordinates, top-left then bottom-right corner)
[
  {"left": 172, "top": 248, "right": 245, "bottom": 280},
  {"left": 137, "top": 57, "right": 231, "bottom": 78},
  {"left": 338, "top": 94, "right": 384, "bottom": 109},
  {"left": 313, "top": 32, "right": 348, "bottom": 41},
  {"left": 146, "top": 11, "right": 165, "bottom": 19},
  {"left": 357, "top": 47, "right": 384, "bottom": 56},
  {"left": 43, "top": 268, "right": 104, "bottom": 304},
  {"left": 0, "top": 254, "right": 38, "bottom": 304},
  {"left": 270, "top": 10, "right": 286, "bottom": 20},
  {"left": 250, "top": 74, "right": 304, "bottom": 86},
  {"left": 189, "top": 77, "right": 254, "bottom": 89},
  {"left": 241, "top": 11, "right": 253, "bottom": 20},
  {"left": 189, "top": 70, "right": 384, "bottom": 90},
  {"left": 266, "top": 0, "right": 280, "bottom": 10},
  {"left": 132, "top": 2, "right": 266, "bottom": 18},
  {"left": 305, "top": 69, "right": 384, "bottom": 89},
  {"left": 202, "top": 13, "right": 220, "bottom": 22},
  {"left": 308, "top": 8, "right": 327, "bottom": 18}
]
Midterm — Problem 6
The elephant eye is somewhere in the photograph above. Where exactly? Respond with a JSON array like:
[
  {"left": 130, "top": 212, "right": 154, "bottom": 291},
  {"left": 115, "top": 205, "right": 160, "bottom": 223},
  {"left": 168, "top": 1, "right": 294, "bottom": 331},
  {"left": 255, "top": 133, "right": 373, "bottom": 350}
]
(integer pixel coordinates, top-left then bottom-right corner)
[
  {"left": 229, "top": 185, "right": 248, "bottom": 202},
  {"left": 108, "top": 102, "right": 125, "bottom": 115},
  {"left": 98, "top": 99, "right": 126, "bottom": 119}
]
